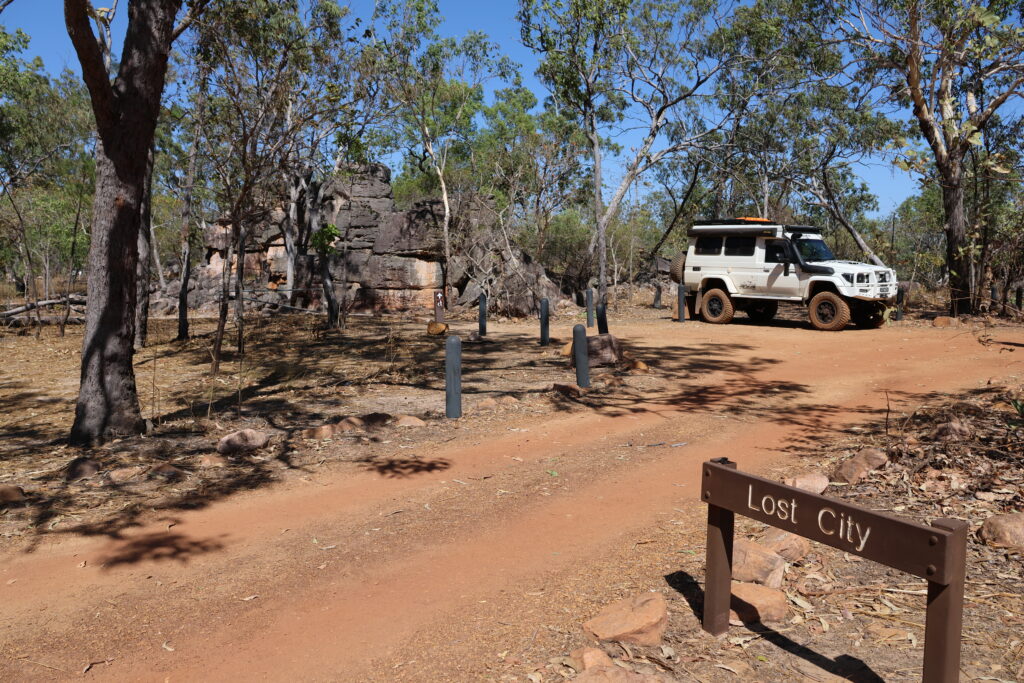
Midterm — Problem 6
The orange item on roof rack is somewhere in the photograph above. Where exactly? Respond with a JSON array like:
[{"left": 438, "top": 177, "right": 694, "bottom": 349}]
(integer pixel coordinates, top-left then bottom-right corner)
[{"left": 734, "top": 216, "right": 772, "bottom": 222}]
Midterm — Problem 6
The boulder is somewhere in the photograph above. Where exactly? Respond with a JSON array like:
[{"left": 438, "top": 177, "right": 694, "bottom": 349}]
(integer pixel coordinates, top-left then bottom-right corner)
[
  {"left": 65, "top": 457, "right": 101, "bottom": 481},
  {"left": 628, "top": 360, "right": 649, "bottom": 374},
  {"left": 582, "top": 592, "right": 668, "bottom": 646},
  {"left": 335, "top": 416, "right": 366, "bottom": 432},
  {"left": 782, "top": 472, "right": 829, "bottom": 495},
  {"left": 301, "top": 424, "right": 337, "bottom": 440},
  {"left": 427, "top": 321, "right": 449, "bottom": 335},
  {"left": 149, "top": 463, "right": 183, "bottom": 480},
  {"left": 570, "top": 333, "right": 624, "bottom": 368},
  {"left": 932, "top": 419, "right": 971, "bottom": 441},
  {"left": 730, "top": 581, "right": 789, "bottom": 624},
  {"left": 216, "top": 429, "right": 271, "bottom": 454},
  {"left": 0, "top": 485, "right": 26, "bottom": 504},
  {"left": 570, "top": 647, "right": 615, "bottom": 672},
  {"left": 107, "top": 466, "right": 147, "bottom": 484},
  {"left": 932, "top": 316, "right": 959, "bottom": 328},
  {"left": 394, "top": 415, "right": 426, "bottom": 428},
  {"left": 980, "top": 513, "right": 1024, "bottom": 551},
  {"left": 552, "top": 383, "right": 585, "bottom": 399},
  {"left": 362, "top": 413, "right": 393, "bottom": 430},
  {"left": 560, "top": 341, "right": 573, "bottom": 357},
  {"left": 732, "top": 539, "right": 786, "bottom": 588},
  {"left": 832, "top": 448, "right": 888, "bottom": 485},
  {"left": 759, "top": 528, "right": 812, "bottom": 562}
]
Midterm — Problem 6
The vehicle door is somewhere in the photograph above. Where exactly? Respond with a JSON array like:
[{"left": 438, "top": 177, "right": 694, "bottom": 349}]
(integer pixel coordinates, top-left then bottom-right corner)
[
  {"left": 758, "top": 238, "right": 802, "bottom": 298},
  {"left": 723, "top": 235, "right": 759, "bottom": 294}
]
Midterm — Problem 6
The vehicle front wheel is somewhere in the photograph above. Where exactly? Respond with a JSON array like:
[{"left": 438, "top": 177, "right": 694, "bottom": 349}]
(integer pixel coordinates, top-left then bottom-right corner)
[
  {"left": 701, "top": 288, "right": 735, "bottom": 324},
  {"left": 745, "top": 300, "right": 778, "bottom": 324},
  {"left": 808, "top": 291, "right": 851, "bottom": 331}
]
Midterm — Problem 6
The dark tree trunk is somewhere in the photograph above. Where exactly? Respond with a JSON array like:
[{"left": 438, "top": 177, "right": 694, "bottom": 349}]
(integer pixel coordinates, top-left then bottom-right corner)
[
  {"left": 135, "top": 148, "right": 155, "bottom": 350},
  {"left": 177, "top": 235, "right": 192, "bottom": 339},
  {"left": 211, "top": 239, "right": 233, "bottom": 376},
  {"left": 65, "top": 0, "right": 185, "bottom": 445},
  {"left": 319, "top": 252, "right": 339, "bottom": 328},
  {"left": 234, "top": 220, "right": 245, "bottom": 353},
  {"left": 940, "top": 174, "right": 971, "bottom": 316}
]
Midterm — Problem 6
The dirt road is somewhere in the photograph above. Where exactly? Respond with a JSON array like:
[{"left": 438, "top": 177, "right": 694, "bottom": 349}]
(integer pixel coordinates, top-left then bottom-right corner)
[{"left": 3, "top": 317, "right": 1022, "bottom": 681}]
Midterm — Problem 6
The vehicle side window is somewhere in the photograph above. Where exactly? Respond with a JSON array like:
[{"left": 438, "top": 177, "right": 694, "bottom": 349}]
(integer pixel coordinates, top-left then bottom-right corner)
[
  {"left": 764, "top": 239, "right": 791, "bottom": 263},
  {"left": 694, "top": 236, "right": 722, "bottom": 255},
  {"left": 724, "top": 235, "right": 755, "bottom": 256}
]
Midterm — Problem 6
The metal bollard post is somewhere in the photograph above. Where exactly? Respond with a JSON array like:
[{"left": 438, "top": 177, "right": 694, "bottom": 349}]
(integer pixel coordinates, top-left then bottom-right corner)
[
  {"left": 585, "top": 288, "right": 594, "bottom": 327},
  {"left": 895, "top": 288, "right": 904, "bottom": 321},
  {"left": 572, "top": 324, "right": 590, "bottom": 388},
  {"left": 445, "top": 335, "right": 462, "bottom": 418},
  {"left": 596, "top": 302, "right": 608, "bottom": 334},
  {"left": 653, "top": 284, "right": 662, "bottom": 309},
  {"left": 677, "top": 285, "right": 687, "bottom": 323},
  {"left": 540, "top": 298, "right": 550, "bottom": 346},
  {"left": 478, "top": 293, "right": 487, "bottom": 337},
  {"left": 434, "top": 290, "right": 445, "bottom": 323},
  {"left": 1017, "top": 287, "right": 1023, "bottom": 312},
  {"left": 990, "top": 285, "right": 998, "bottom": 302}
]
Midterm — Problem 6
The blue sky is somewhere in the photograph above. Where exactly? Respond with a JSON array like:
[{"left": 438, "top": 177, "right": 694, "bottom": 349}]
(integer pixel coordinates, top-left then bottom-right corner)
[{"left": 2, "top": 0, "right": 919, "bottom": 217}]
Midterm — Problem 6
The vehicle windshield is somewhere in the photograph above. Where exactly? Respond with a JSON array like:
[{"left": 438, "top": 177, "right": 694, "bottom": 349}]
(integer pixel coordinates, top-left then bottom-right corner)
[{"left": 794, "top": 238, "right": 836, "bottom": 262}]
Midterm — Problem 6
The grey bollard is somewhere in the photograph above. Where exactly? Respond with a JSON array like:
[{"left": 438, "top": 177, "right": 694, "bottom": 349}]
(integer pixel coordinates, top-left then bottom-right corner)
[
  {"left": 677, "top": 285, "right": 687, "bottom": 323},
  {"left": 596, "top": 302, "right": 608, "bottom": 334},
  {"left": 895, "top": 288, "right": 904, "bottom": 321},
  {"left": 445, "top": 335, "right": 462, "bottom": 418},
  {"left": 572, "top": 324, "right": 590, "bottom": 388},
  {"left": 586, "top": 288, "right": 594, "bottom": 327},
  {"left": 990, "top": 285, "right": 998, "bottom": 303},
  {"left": 479, "top": 293, "right": 487, "bottom": 337},
  {"left": 540, "top": 298, "right": 550, "bottom": 346},
  {"left": 1017, "top": 287, "right": 1023, "bottom": 311},
  {"left": 653, "top": 284, "right": 662, "bottom": 309}
]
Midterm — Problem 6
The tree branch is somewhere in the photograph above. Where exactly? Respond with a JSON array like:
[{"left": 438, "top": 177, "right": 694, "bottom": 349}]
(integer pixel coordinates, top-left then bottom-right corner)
[{"left": 64, "top": 0, "right": 116, "bottom": 129}]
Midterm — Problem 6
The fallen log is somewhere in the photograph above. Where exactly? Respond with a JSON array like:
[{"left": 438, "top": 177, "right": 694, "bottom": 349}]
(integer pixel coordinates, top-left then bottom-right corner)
[
  {"left": 1, "top": 296, "right": 86, "bottom": 319},
  {"left": 4, "top": 315, "right": 86, "bottom": 327}
]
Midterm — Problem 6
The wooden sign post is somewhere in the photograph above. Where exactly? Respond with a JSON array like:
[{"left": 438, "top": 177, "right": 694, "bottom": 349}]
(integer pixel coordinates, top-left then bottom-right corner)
[{"left": 700, "top": 458, "right": 967, "bottom": 683}]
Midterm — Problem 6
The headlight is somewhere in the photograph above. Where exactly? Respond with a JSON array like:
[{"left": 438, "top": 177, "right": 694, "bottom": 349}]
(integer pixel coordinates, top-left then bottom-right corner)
[{"left": 842, "top": 273, "right": 854, "bottom": 284}]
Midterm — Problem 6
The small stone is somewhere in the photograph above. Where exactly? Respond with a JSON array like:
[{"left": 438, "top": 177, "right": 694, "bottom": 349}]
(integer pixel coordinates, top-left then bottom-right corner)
[
  {"left": 301, "top": 424, "right": 336, "bottom": 440},
  {"left": 498, "top": 395, "right": 519, "bottom": 405},
  {"left": 730, "top": 581, "right": 789, "bottom": 624},
  {"left": 217, "top": 429, "right": 271, "bottom": 454},
  {"left": 980, "top": 513, "right": 1024, "bottom": 551},
  {"left": 198, "top": 454, "right": 228, "bottom": 468},
  {"left": 107, "top": 466, "right": 147, "bottom": 483},
  {"left": 628, "top": 360, "right": 649, "bottom": 374},
  {"left": 932, "top": 419, "right": 971, "bottom": 441},
  {"left": 570, "top": 333, "right": 624, "bottom": 368},
  {"left": 65, "top": 457, "right": 100, "bottom": 481},
  {"left": 0, "top": 485, "right": 26, "bottom": 504},
  {"left": 570, "top": 647, "right": 615, "bottom": 672},
  {"left": 362, "top": 413, "right": 393, "bottom": 430},
  {"left": 427, "top": 321, "right": 449, "bottom": 335},
  {"left": 759, "top": 528, "right": 812, "bottom": 562},
  {"left": 732, "top": 539, "right": 786, "bottom": 588},
  {"left": 149, "top": 463, "right": 183, "bottom": 480},
  {"left": 560, "top": 341, "right": 573, "bottom": 357},
  {"left": 832, "top": 448, "right": 888, "bottom": 485},
  {"left": 335, "top": 416, "right": 366, "bottom": 432},
  {"left": 394, "top": 415, "right": 426, "bottom": 427},
  {"left": 782, "top": 472, "right": 829, "bottom": 495},
  {"left": 476, "top": 397, "right": 499, "bottom": 410},
  {"left": 551, "top": 383, "right": 585, "bottom": 398},
  {"left": 932, "top": 316, "right": 958, "bottom": 328},
  {"left": 582, "top": 592, "right": 668, "bottom": 646}
]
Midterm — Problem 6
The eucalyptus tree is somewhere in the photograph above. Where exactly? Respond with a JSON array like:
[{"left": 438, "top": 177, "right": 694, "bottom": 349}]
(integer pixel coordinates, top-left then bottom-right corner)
[
  {"left": 839, "top": 0, "right": 1024, "bottom": 314},
  {"left": 62, "top": 0, "right": 209, "bottom": 445},
  {"left": 375, "top": 0, "right": 512, "bottom": 306},
  {"left": 518, "top": 0, "right": 743, "bottom": 301}
]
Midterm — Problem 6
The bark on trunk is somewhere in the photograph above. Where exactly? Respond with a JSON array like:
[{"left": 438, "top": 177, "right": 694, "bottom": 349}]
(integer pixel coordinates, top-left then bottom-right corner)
[
  {"left": 70, "top": 146, "right": 148, "bottom": 444},
  {"left": 941, "top": 175, "right": 971, "bottom": 316},
  {"left": 319, "top": 251, "right": 339, "bottom": 328},
  {"left": 135, "top": 148, "right": 155, "bottom": 350},
  {"left": 234, "top": 219, "right": 245, "bottom": 353},
  {"left": 210, "top": 237, "right": 233, "bottom": 376}
]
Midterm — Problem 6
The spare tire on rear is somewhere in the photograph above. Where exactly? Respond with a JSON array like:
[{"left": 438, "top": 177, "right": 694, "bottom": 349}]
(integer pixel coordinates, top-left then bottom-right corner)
[{"left": 669, "top": 252, "right": 686, "bottom": 284}]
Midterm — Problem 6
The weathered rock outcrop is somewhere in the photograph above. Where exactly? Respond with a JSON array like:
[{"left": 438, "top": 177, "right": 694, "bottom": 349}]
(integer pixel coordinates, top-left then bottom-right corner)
[{"left": 153, "top": 164, "right": 562, "bottom": 315}]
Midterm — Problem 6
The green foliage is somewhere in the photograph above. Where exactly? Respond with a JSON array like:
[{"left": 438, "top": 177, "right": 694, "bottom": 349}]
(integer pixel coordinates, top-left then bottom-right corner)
[{"left": 311, "top": 223, "right": 342, "bottom": 254}]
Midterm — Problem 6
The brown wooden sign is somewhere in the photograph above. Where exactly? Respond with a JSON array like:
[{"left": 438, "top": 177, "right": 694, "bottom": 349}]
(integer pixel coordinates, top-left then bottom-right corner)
[{"left": 700, "top": 458, "right": 967, "bottom": 683}]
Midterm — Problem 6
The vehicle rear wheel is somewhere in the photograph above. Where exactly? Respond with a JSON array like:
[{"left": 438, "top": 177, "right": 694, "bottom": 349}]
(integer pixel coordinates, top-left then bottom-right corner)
[
  {"left": 669, "top": 252, "right": 686, "bottom": 284},
  {"left": 745, "top": 300, "right": 778, "bottom": 324},
  {"left": 808, "top": 291, "right": 851, "bottom": 331},
  {"left": 701, "top": 288, "right": 735, "bottom": 324}
]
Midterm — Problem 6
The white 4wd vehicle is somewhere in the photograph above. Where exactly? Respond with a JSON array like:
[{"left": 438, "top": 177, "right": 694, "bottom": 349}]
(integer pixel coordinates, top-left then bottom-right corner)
[{"left": 669, "top": 218, "right": 897, "bottom": 331}]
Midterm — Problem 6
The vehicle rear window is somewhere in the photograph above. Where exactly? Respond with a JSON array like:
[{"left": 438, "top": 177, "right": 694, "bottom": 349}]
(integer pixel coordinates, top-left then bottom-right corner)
[
  {"left": 724, "top": 235, "right": 755, "bottom": 256},
  {"left": 694, "top": 236, "right": 722, "bottom": 255},
  {"left": 764, "top": 239, "right": 790, "bottom": 263}
]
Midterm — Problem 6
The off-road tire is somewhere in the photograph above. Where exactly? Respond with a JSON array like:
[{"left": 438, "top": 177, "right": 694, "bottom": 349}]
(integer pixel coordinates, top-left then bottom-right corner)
[
  {"left": 808, "top": 291, "right": 851, "bottom": 331},
  {"left": 745, "top": 300, "right": 778, "bottom": 324},
  {"left": 669, "top": 252, "right": 686, "bottom": 284},
  {"left": 701, "top": 288, "right": 735, "bottom": 324}
]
